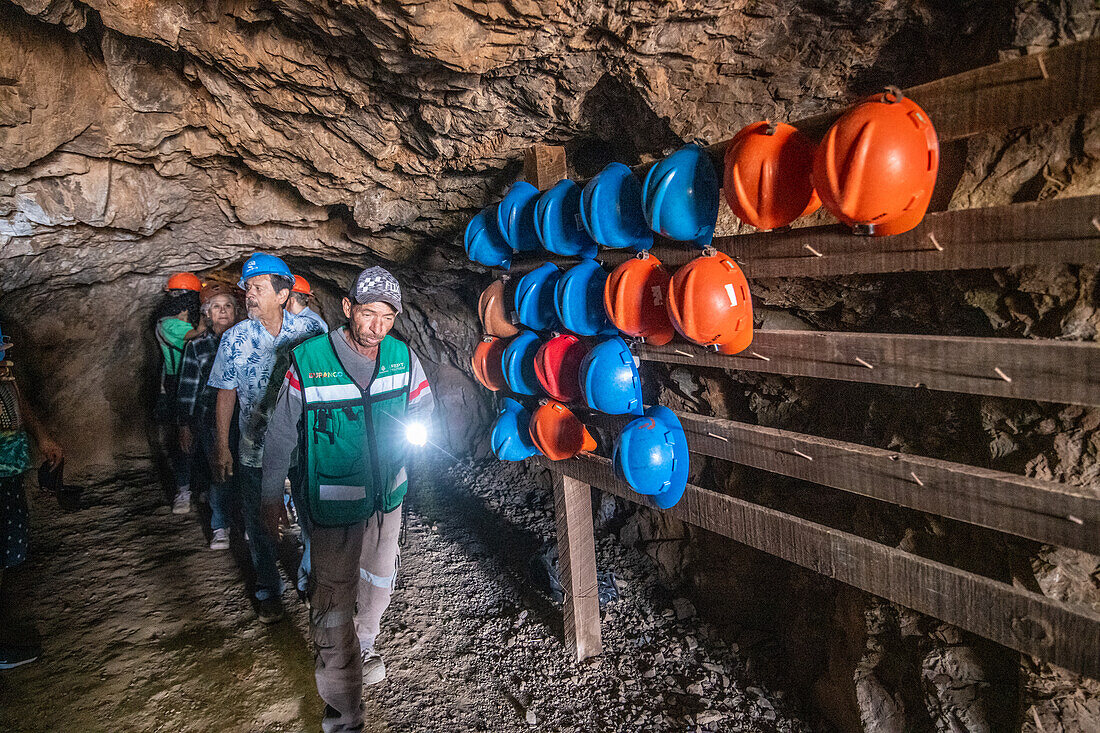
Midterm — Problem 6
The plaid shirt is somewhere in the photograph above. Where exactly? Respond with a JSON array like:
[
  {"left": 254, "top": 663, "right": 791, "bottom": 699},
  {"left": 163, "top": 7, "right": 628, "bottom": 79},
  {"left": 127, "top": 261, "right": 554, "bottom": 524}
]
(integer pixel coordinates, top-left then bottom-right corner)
[{"left": 176, "top": 330, "right": 221, "bottom": 428}]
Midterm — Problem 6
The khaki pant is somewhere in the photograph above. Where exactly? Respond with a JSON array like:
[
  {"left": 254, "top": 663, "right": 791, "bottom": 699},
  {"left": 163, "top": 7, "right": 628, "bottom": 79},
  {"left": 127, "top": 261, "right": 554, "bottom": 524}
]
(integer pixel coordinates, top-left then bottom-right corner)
[{"left": 309, "top": 505, "right": 401, "bottom": 733}]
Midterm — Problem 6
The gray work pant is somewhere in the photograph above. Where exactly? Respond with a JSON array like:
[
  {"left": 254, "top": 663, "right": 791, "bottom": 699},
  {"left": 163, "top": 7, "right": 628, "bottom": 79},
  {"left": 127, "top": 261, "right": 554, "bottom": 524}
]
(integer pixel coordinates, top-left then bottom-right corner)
[{"left": 309, "top": 505, "right": 402, "bottom": 733}]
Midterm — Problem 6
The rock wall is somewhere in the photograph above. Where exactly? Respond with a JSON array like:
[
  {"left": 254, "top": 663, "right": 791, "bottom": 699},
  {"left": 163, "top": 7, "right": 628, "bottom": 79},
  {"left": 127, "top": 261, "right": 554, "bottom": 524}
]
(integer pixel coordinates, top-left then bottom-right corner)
[{"left": 1, "top": 0, "right": 1098, "bottom": 729}]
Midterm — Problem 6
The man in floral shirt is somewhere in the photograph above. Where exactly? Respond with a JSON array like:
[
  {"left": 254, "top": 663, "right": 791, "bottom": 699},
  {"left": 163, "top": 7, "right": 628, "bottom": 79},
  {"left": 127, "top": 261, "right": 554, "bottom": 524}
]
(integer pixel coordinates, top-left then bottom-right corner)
[{"left": 207, "top": 254, "right": 324, "bottom": 623}]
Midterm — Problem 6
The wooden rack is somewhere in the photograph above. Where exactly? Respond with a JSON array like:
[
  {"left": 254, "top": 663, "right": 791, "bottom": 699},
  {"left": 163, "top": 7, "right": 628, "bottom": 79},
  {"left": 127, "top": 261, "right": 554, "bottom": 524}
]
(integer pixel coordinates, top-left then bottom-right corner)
[{"left": 498, "top": 37, "right": 1100, "bottom": 679}]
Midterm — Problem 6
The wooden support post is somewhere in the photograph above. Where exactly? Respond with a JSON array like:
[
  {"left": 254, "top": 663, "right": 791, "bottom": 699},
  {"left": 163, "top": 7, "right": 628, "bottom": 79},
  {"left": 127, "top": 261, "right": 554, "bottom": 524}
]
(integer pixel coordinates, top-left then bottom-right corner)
[
  {"left": 551, "top": 471, "right": 603, "bottom": 660},
  {"left": 523, "top": 145, "right": 567, "bottom": 190}
]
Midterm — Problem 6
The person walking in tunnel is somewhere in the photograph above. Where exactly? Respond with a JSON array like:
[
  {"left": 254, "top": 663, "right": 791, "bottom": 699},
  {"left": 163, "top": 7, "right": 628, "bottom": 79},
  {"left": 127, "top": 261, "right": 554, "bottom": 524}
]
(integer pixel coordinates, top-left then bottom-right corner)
[
  {"left": 261, "top": 266, "right": 433, "bottom": 732},
  {"left": 286, "top": 275, "right": 329, "bottom": 334},
  {"left": 155, "top": 273, "right": 204, "bottom": 514},
  {"left": 207, "top": 254, "right": 325, "bottom": 623},
  {"left": 177, "top": 283, "right": 243, "bottom": 551},
  {"left": 0, "top": 323, "right": 63, "bottom": 670}
]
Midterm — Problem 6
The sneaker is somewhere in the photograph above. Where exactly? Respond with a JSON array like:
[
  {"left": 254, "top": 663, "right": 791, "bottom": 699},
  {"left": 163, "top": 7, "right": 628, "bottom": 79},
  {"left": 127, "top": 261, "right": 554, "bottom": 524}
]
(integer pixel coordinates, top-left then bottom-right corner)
[
  {"left": 209, "top": 528, "right": 230, "bottom": 551},
  {"left": 256, "top": 596, "right": 284, "bottom": 624},
  {"left": 0, "top": 642, "right": 42, "bottom": 670},
  {"left": 361, "top": 647, "right": 386, "bottom": 685},
  {"left": 172, "top": 490, "right": 192, "bottom": 514}
]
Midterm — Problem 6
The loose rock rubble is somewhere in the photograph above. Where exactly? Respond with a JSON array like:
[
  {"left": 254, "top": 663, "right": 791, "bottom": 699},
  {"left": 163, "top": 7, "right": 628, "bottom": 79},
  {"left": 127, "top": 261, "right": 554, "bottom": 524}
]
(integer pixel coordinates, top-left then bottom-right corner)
[{"left": 0, "top": 455, "right": 813, "bottom": 732}]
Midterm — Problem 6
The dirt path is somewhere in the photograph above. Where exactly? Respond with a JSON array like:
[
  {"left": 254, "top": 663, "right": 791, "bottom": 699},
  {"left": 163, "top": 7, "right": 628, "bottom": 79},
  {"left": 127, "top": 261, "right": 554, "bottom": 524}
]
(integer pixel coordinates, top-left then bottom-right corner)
[{"left": 0, "top": 456, "right": 814, "bottom": 732}]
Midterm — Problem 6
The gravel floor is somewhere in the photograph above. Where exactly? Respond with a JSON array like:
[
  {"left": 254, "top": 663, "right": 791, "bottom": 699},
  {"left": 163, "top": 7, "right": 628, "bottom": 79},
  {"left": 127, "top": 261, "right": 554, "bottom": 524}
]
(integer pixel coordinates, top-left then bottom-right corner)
[{"left": 0, "top": 454, "right": 815, "bottom": 732}]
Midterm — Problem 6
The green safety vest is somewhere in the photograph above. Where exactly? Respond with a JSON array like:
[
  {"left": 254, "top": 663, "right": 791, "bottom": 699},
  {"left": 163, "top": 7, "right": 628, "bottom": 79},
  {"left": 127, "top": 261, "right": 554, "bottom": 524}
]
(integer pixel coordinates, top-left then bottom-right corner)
[{"left": 291, "top": 332, "right": 411, "bottom": 526}]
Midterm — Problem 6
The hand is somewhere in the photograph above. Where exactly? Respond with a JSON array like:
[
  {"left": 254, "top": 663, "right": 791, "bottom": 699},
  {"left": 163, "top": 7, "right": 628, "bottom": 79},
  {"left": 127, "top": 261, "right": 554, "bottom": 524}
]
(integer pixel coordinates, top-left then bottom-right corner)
[
  {"left": 261, "top": 501, "right": 283, "bottom": 538},
  {"left": 212, "top": 442, "right": 234, "bottom": 483},
  {"left": 178, "top": 425, "right": 193, "bottom": 455},
  {"left": 38, "top": 436, "right": 63, "bottom": 467}
]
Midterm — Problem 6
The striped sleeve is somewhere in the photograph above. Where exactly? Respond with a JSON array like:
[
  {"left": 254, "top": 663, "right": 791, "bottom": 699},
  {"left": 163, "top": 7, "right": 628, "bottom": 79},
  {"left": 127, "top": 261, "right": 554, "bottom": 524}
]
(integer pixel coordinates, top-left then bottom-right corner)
[
  {"left": 285, "top": 364, "right": 302, "bottom": 398},
  {"left": 407, "top": 349, "right": 434, "bottom": 418}
]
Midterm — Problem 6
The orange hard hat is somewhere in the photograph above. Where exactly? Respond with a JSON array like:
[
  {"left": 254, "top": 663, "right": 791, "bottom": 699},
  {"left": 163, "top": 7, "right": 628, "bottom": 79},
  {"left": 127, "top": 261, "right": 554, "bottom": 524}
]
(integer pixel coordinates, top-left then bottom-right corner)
[
  {"left": 478, "top": 278, "right": 519, "bottom": 338},
  {"left": 472, "top": 336, "right": 508, "bottom": 392},
  {"left": 666, "top": 248, "right": 754, "bottom": 355},
  {"left": 292, "top": 276, "right": 312, "bottom": 295},
  {"left": 534, "top": 334, "right": 588, "bottom": 403},
  {"left": 529, "top": 400, "right": 597, "bottom": 461},
  {"left": 813, "top": 86, "right": 939, "bottom": 236},
  {"left": 723, "top": 121, "right": 820, "bottom": 230},
  {"left": 165, "top": 272, "right": 201, "bottom": 292},
  {"left": 604, "top": 252, "right": 674, "bottom": 346}
]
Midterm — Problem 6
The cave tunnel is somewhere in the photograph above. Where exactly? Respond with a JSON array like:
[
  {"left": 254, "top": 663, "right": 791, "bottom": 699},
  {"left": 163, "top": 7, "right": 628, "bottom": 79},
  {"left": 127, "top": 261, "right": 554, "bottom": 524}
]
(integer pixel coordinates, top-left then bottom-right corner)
[{"left": 1, "top": 0, "right": 1098, "bottom": 731}]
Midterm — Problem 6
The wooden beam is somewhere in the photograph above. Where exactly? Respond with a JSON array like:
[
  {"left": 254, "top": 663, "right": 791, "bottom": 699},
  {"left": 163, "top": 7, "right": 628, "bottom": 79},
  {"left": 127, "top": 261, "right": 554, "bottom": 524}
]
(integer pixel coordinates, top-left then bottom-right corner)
[
  {"left": 680, "top": 412, "right": 1100, "bottom": 555},
  {"left": 579, "top": 409, "right": 1100, "bottom": 555},
  {"left": 552, "top": 471, "right": 603, "bottom": 660},
  {"left": 546, "top": 455, "right": 1100, "bottom": 679},
  {"left": 524, "top": 145, "right": 567, "bottom": 191},
  {"left": 635, "top": 330, "right": 1100, "bottom": 406},
  {"left": 582, "top": 195, "right": 1100, "bottom": 277},
  {"left": 697, "top": 37, "right": 1100, "bottom": 166}
]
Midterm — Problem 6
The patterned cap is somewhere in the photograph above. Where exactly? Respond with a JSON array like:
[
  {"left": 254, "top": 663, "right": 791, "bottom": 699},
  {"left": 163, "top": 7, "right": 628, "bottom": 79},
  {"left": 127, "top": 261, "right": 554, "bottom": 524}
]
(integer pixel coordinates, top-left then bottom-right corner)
[{"left": 350, "top": 266, "right": 402, "bottom": 314}]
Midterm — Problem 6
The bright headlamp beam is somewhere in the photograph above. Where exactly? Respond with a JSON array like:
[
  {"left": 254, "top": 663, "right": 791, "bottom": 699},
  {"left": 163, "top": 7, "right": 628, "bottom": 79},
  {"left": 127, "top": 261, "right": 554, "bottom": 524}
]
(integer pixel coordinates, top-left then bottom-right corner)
[{"left": 406, "top": 422, "right": 428, "bottom": 447}]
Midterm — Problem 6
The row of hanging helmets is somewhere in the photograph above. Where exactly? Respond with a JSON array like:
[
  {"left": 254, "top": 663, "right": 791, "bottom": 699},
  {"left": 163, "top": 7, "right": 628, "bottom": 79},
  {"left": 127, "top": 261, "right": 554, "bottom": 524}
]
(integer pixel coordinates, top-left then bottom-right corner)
[
  {"left": 478, "top": 249, "right": 753, "bottom": 354},
  {"left": 466, "top": 86, "right": 939, "bottom": 510},
  {"left": 467, "top": 85, "right": 940, "bottom": 268}
]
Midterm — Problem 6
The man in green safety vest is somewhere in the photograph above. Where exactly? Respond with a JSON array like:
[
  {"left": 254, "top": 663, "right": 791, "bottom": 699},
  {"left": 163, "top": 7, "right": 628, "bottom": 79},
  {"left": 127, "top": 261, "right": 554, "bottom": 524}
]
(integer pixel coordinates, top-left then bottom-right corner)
[{"left": 261, "top": 266, "right": 433, "bottom": 732}]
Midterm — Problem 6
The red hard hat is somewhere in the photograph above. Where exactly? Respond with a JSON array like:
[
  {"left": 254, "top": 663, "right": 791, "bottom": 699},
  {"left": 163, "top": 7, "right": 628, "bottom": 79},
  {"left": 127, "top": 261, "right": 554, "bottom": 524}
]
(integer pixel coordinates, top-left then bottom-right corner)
[
  {"left": 666, "top": 248, "right": 754, "bottom": 356},
  {"left": 478, "top": 279, "right": 519, "bottom": 338},
  {"left": 534, "top": 334, "right": 589, "bottom": 404},
  {"left": 604, "top": 252, "right": 674, "bottom": 346},
  {"left": 723, "top": 121, "right": 820, "bottom": 230},
  {"left": 529, "top": 400, "right": 597, "bottom": 461},
  {"left": 813, "top": 86, "right": 939, "bottom": 236},
  {"left": 472, "top": 336, "right": 508, "bottom": 392},
  {"left": 165, "top": 272, "right": 201, "bottom": 292},
  {"left": 292, "top": 276, "right": 312, "bottom": 295}
]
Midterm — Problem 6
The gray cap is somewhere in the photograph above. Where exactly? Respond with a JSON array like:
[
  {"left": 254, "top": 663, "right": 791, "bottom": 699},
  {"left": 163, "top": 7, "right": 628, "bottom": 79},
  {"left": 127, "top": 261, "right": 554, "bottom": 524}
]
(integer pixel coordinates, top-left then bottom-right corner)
[{"left": 349, "top": 266, "right": 402, "bottom": 314}]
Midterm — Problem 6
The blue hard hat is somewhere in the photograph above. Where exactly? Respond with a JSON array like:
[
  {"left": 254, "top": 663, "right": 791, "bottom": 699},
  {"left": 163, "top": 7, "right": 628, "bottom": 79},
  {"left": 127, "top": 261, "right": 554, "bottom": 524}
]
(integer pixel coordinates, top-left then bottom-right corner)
[
  {"left": 465, "top": 206, "right": 512, "bottom": 268},
  {"left": 502, "top": 330, "right": 543, "bottom": 396},
  {"left": 533, "top": 179, "right": 598, "bottom": 258},
  {"left": 491, "top": 397, "right": 541, "bottom": 461},
  {"left": 497, "top": 181, "right": 541, "bottom": 252},
  {"left": 580, "top": 163, "right": 653, "bottom": 251},
  {"left": 555, "top": 259, "right": 617, "bottom": 336},
  {"left": 641, "top": 143, "right": 720, "bottom": 248},
  {"left": 613, "top": 405, "right": 689, "bottom": 509},
  {"left": 580, "top": 336, "right": 643, "bottom": 416},
  {"left": 514, "top": 263, "right": 562, "bottom": 331},
  {"left": 0, "top": 321, "right": 11, "bottom": 356},
  {"left": 238, "top": 252, "right": 295, "bottom": 290}
]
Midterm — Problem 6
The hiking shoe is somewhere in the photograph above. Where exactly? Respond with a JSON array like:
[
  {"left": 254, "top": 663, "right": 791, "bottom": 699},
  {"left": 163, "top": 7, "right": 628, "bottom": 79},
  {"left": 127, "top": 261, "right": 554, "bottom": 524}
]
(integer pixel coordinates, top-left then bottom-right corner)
[
  {"left": 361, "top": 647, "right": 386, "bottom": 685},
  {"left": 172, "top": 490, "right": 192, "bottom": 514},
  {"left": 257, "top": 596, "right": 285, "bottom": 624},
  {"left": 0, "top": 642, "right": 42, "bottom": 670},
  {"left": 209, "top": 528, "right": 230, "bottom": 551}
]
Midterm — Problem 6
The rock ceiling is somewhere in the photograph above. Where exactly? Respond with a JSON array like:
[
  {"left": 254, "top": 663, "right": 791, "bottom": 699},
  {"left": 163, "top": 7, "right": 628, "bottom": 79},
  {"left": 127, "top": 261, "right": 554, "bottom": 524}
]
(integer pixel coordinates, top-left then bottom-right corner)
[{"left": 0, "top": 0, "right": 1033, "bottom": 292}]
